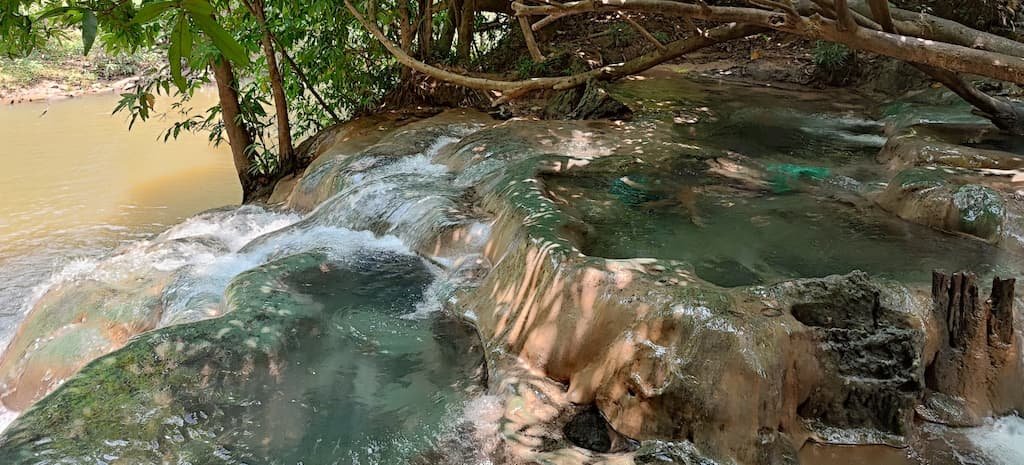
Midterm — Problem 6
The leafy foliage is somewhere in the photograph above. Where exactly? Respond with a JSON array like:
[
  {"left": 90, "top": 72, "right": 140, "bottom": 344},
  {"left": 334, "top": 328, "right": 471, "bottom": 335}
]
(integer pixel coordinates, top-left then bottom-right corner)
[
  {"left": 812, "top": 41, "right": 852, "bottom": 72},
  {"left": 2, "top": 0, "right": 404, "bottom": 185}
]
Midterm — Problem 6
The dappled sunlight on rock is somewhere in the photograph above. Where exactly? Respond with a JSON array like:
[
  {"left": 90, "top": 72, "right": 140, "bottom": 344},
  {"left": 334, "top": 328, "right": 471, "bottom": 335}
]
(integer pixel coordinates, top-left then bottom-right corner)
[{"left": 4, "top": 74, "right": 1024, "bottom": 465}]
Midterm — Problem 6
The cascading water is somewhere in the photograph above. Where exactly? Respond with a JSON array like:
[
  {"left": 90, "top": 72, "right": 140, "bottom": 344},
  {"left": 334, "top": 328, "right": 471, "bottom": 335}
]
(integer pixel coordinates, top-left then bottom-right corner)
[
  {"left": 2, "top": 78, "right": 1024, "bottom": 465},
  {"left": 967, "top": 416, "right": 1024, "bottom": 464},
  {"left": 0, "top": 123, "right": 492, "bottom": 464}
]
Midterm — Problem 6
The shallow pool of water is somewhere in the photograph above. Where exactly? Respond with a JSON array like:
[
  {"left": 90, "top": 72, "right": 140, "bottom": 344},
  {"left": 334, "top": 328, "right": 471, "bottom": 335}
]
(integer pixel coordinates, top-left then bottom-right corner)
[
  {"left": 0, "top": 249, "right": 485, "bottom": 464},
  {"left": 560, "top": 177, "right": 1023, "bottom": 286},
  {"left": 552, "top": 77, "right": 1024, "bottom": 287}
]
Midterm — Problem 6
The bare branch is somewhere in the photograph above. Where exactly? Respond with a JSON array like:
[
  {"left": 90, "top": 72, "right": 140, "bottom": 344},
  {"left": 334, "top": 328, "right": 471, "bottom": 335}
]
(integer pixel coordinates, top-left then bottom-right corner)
[
  {"left": 345, "top": 0, "right": 761, "bottom": 101},
  {"left": 618, "top": 11, "right": 666, "bottom": 52},
  {"left": 512, "top": 0, "right": 1024, "bottom": 85},
  {"left": 532, "top": 13, "right": 570, "bottom": 31},
  {"left": 848, "top": 0, "right": 1024, "bottom": 58},
  {"left": 518, "top": 15, "right": 545, "bottom": 61}
]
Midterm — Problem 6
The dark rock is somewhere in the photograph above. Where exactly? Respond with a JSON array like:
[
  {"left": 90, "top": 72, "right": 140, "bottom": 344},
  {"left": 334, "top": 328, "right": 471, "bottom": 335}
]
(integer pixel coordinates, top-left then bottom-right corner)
[
  {"left": 634, "top": 440, "right": 718, "bottom": 465},
  {"left": 563, "top": 404, "right": 639, "bottom": 453},
  {"left": 544, "top": 80, "right": 632, "bottom": 120},
  {"left": 775, "top": 273, "right": 925, "bottom": 434}
]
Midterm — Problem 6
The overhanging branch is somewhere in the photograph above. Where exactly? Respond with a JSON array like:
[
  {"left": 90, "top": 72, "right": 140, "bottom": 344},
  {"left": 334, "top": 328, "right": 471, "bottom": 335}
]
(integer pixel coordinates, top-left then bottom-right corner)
[
  {"left": 512, "top": 0, "right": 1024, "bottom": 85},
  {"left": 345, "top": 0, "right": 761, "bottom": 101}
]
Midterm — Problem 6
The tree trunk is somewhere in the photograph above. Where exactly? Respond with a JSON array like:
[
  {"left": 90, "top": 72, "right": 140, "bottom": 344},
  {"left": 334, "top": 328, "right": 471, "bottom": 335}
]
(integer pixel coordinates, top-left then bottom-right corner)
[
  {"left": 397, "top": 0, "right": 416, "bottom": 80},
  {"left": 437, "top": 3, "right": 457, "bottom": 55},
  {"left": 418, "top": 0, "right": 433, "bottom": 59},
  {"left": 456, "top": 0, "right": 475, "bottom": 62},
  {"left": 928, "top": 271, "right": 1019, "bottom": 418},
  {"left": 248, "top": 0, "right": 295, "bottom": 174},
  {"left": 211, "top": 58, "right": 257, "bottom": 202}
]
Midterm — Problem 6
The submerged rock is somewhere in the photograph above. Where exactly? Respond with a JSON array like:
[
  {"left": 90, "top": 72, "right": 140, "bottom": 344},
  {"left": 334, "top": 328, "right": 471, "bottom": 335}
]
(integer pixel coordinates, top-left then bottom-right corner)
[
  {"left": 876, "top": 168, "right": 1007, "bottom": 243},
  {"left": 5, "top": 75, "right": 1024, "bottom": 465},
  {"left": 0, "top": 251, "right": 486, "bottom": 464}
]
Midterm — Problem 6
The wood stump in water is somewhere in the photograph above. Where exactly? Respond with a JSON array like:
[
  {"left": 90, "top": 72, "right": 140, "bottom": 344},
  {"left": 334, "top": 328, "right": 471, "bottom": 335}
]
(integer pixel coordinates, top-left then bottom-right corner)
[{"left": 924, "top": 271, "right": 1020, "bottom": 424}]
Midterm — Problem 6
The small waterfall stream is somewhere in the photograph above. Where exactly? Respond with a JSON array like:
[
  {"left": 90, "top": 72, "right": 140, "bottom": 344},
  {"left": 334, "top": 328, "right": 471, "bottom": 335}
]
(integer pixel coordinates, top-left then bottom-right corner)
[
  {"left": 1, "top": 77, "right": 1023, "bottom": 465},
  {"left": 0, "top": 125, "right": 491, "bottom": 464}
]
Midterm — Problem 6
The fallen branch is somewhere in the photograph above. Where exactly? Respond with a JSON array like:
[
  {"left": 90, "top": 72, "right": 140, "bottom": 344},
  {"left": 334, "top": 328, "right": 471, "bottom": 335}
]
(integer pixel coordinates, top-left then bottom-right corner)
[
  {"left": 532, "top": 12, "right": 569, "bottom": 31},
  {"left": 618, "top": 11, "right": 666, "bottom": 52},
  {"left": 518, "top": 15, "right": 545, "bottom": 61},
  {"left": 849, "top": 0, "right": 1024, "bottom": 58},
  {"left": 511, "top": 0, "right": 1024, "bottom": 85},
  {"left": 345, "top": 0, "right": 761, "bottom": 101},
  {"left": 859, "top": 0, "right": 1024, "bottom": 134}
]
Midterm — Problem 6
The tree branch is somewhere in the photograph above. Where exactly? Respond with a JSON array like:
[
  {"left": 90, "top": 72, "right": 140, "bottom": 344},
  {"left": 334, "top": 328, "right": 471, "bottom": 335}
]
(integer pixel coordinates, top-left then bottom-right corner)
[
  {"left": 512, "top": 0, "right": 1024, "bottom": 85},
  {"left": 618, "top": 11, "right": 666, "bottom": 52},
  {"left": 518, "top": 14, "right": 545, "bottom": 61},
  {"left": 345, "top": 0, "right": 761, "bottom": 100},
  {"left": 532, "top": 12, "right": 569, "bottom": 31},
  {"left": 856, "top": 0, "right": 1024, "bottom": 134}
]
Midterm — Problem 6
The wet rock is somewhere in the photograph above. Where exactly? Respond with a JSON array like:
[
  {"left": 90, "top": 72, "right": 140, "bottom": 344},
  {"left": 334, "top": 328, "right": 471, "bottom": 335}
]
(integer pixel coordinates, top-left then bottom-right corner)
[
  {"left": 562, "top": 404, "right": 639, "bottom": 453},
  {"left": 877, "top": 124, "right": 1024, "bottom": 172},
  {"left": 544, "top": 80, "right": 632, "bottom": 120},
  {"left": 876, "top": 168, "right": 1007, "bottom": 243},
  {"left": 0, "top": 251, "right": 485, "bottom": 464},
  {"left": 953, "top": 184, "right": 1006, "bottom": 239},
  {"left": 769, "top": 272, "right": 926, "bottom": 436},
  {"left": 609, "top": 174, "right": 666, "bottom": 206},
  {"left": 695, "top": 258, "right": 763, "bottom": 288},
  {"left": 634, "top": 440, "right": 719, "bottom": 464}
]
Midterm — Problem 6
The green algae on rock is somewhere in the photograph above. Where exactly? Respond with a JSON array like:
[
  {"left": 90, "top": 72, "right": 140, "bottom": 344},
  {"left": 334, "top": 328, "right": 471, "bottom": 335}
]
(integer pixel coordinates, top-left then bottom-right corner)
[
  {"left": 0, "top": 251, "right": 484, "bottom": 464},
  {"left": 2, "top": 73, "right": 1023, "bottom": 465}
]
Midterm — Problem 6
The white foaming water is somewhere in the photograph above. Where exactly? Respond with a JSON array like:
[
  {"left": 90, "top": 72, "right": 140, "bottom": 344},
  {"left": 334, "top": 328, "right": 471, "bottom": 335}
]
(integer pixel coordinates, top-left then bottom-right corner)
[
  {"left": 0, "top": 405, "right": 18, "bottom": 435},
  {"left": 160, "top": 205, "right": 300, "bottom": 251},
  {"left": 9, "top": 206, "right": 301, "bottom": 334},
  {"left": 967, "top": 416, "right": 1024, "bottom": 465},
  {"left": 0, "top": 129, "right": 473, "bottom": 439},
  {"left": 159, "top": 224, "right": 410, "bottom": 326},
  {"left": 311, "top": 152, "right": 461, "bottom": 246}
]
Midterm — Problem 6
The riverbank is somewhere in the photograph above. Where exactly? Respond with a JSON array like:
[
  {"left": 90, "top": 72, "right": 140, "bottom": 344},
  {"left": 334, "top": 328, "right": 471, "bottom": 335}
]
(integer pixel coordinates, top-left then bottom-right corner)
[{"left": 0, "top": 33, "right": 158, "bottom": 104}]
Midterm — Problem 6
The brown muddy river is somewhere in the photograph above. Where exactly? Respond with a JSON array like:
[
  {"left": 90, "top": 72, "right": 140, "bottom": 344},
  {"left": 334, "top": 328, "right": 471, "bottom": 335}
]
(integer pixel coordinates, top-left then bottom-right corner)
[{"left": 0, "top": 90, "right": 240, "bottom": 346}]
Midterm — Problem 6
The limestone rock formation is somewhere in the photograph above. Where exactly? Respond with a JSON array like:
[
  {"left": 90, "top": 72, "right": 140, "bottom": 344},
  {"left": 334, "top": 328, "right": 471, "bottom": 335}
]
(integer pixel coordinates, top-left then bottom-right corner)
[
  {"left": 876, "top": 168, "right": 1007, "bottom": 242},
  {"left": 874, "top": 123, "right": 1024, "bottom": 253}
]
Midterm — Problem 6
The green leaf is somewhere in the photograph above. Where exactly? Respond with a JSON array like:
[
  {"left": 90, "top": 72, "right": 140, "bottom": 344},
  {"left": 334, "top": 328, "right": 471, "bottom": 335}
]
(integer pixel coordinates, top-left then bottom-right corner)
[
  {"left": 134, "top": 1, "right": 176, "bottom": 24},
  {"left": 180, "top": 18, "right": 193, "bottom": 64},
  {"left": 190, "top": 13, "right": 249, "bottom": 67},
  {"left": 81, "top": 11, "right": 97, "bottom": 55},
  {"left": 181, "top": 0, "right": 215, "bottom": 18},
  {"left": 36, "top": 6, "right": 76, "bottom": 21},
  {"left": 168, "top": 15, "right": 189, "bottom": 91}
]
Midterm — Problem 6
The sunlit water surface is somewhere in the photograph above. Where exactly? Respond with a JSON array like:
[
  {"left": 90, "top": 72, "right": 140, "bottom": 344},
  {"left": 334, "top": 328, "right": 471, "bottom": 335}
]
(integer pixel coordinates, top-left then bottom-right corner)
[
  {"left": 0, "top": 91, "right": 240, "bottom": 346},
  {"left": 1, "top": 77, "right": 1023, "bottom": 464}
]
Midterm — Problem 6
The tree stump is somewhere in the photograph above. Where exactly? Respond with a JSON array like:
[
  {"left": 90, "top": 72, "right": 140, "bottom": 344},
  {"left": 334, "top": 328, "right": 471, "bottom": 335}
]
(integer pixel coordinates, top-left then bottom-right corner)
[{"left": 925, "top": 271, "right": 1018, "bottom": 422}]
